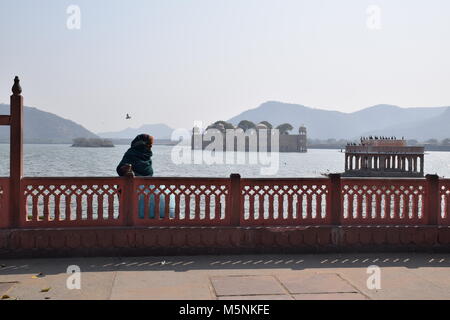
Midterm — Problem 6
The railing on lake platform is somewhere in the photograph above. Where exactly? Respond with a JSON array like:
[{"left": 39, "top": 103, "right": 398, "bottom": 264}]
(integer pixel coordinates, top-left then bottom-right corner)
[{"left": 1, "top": 174, "right": 449, "bottom": 229}]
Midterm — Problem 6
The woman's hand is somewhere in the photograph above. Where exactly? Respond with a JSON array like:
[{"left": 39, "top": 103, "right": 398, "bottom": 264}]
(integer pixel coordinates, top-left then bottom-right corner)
[{"left": 120, "top": 164, "right": 135, "bottom": 177}]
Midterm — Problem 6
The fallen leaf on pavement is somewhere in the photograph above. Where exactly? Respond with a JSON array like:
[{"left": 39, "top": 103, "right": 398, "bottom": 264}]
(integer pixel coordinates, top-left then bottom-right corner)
[{"left": 32, "top": 272, "right": 45, "bottom": 279}]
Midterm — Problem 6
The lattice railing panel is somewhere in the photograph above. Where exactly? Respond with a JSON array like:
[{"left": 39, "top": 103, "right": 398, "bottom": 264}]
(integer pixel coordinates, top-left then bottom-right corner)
[
  {"left": 133, "top": 177, "right": 231, "bottom": 226},
  {"left": 240, "top": 178, "right": 331, "bottom": 225},
  {"left": 21, "top": 178, "right": 124, "bottom": 227},
  {"left": 341, "top": 179, "right": 427, "bottom": 225}
]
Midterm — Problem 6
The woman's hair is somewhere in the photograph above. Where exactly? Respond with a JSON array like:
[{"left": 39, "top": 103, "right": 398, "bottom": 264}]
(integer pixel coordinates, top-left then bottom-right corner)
[{"left": 131, "top": 134, "right": 154, "bottom": 148}]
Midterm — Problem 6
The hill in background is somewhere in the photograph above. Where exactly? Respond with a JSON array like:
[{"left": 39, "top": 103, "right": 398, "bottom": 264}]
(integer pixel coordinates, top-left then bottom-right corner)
[
  {"left": 364, "top": 107, "right": 450, "bottom": 140},
  {"left": 228, "top": 101, "right": 449, "bottom": 140},
  {"left": 0, "top": 104, "right": 98, "bottom": 143},
  {"left": 2, "top": 101, "right": 450, "bottom": 144},
  {"left": 98, "top": 123, "right": 174, "bottom": 140}
]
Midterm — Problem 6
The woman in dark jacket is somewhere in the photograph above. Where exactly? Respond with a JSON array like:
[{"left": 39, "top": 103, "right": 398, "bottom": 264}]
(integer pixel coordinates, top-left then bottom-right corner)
[
  {"left": 117, "top": 134, "right": 154, "bottom": 177},
  {"left": 117, "top": 134, "right": 174, "bottom": 219}
]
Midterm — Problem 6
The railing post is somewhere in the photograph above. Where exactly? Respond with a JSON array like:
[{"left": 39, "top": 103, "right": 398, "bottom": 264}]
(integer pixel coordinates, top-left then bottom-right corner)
[
  {"left": 124, "top": 170, "right": 135, "bottom": 226},
  {"left": 328, "top": 173, "right": 342, "bottom": 225},
  {"left": 230, "top": 174, "right": 241, "bottom": 226},
  {"left": 9, "top": 76, "right": 23, "bottom": 228},
  {"left": 426, "top": 174, "right": 439, "bottom": 225}
]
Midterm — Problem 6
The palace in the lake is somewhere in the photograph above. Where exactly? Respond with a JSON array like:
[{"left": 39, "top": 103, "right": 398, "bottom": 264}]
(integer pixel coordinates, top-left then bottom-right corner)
[
  {"left": 191, "top": 122, "right": 307, "bottom": 153},
  {"left": 343, "top": 137, "right": 425, "bottom": 177}
]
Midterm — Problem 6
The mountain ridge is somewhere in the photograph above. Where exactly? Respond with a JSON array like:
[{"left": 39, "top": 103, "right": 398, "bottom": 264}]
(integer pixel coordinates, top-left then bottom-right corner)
[
  {"left": 228, "top": 101, "right": 449, "bottom": 140},
  {"left": 98, "top": 123, "right": 174, "bottom": 139},
  {"left": 0, "top": 104, "right": 98, "bottom": 143},
  {"left": 1, "top": 101, "right": 449, "bottom": 143}
]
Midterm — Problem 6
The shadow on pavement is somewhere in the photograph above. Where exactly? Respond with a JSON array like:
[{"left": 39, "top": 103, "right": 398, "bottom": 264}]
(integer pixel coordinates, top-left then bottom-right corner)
[{"left": 1, "top": 253, "right": 450, "bottom": 277}]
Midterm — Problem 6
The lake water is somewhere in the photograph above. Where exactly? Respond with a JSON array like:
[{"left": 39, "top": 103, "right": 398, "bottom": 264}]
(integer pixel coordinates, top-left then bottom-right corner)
[{"left": 0, "top": 144, "right": 449, "bottom": 178}]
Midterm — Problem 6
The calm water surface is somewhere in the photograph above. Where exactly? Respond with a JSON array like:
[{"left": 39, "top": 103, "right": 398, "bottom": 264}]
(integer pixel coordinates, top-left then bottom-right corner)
[{"left": 0, "top": 144, "right": 449, "bottom": 178}]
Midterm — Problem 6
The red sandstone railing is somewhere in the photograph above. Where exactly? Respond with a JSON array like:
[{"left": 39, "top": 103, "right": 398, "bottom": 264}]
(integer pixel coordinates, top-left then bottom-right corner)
[
  {"left": 240, "top": 178, "right": 331, "bottom": 226},
  {"left": 21, "top": 177, "right": 125, "bottom": 228},
  {"left": 1, "top": 174, "right": 449, "bottom": 229},
  {"left": 131, "top": 177, "right": 231, "bottom": 226},
  {"left": 341, "top": 178, "right": 427, "bottom": 225}
]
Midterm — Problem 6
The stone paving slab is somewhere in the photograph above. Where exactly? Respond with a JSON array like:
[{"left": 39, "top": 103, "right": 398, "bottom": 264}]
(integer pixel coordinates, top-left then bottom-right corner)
[
  {"left": 211, "top": 275, "right": 285, "bottom": 297},
  {"left": 110, "top": 271, "right": 212, "bottom": 300},
  {"left": 293, "top": 293, "right": 367, "bottom": 300},
  {"left": 277, "top": 273, "right": 358, "bottom": 294},
  {"left": 219, "top": 295, "right": 293, "bottom": 300}
]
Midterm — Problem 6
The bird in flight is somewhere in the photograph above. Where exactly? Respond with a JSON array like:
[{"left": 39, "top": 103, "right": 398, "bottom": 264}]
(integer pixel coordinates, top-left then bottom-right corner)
[{"left": 126, "top": 113, "right": 131, "bottom": 120}]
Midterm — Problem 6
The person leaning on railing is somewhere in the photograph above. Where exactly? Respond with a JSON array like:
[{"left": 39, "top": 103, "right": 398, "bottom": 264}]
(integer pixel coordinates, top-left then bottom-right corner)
[{"left": 117, "top": 134, "right": 174, "bottom": 219}]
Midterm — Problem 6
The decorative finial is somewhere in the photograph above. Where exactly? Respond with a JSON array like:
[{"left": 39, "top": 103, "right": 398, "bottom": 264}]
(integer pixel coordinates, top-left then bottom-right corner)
[{"left": 12, "top": 76, "right": 22, "bottom": 95}]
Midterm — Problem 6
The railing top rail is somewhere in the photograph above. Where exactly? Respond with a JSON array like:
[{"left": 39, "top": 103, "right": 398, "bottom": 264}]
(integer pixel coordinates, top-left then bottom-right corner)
[
  {"left": 240, "top": 177, "right": 330, "bottom": 182},
  {"left": 341, "top": 177, "right": 427, "bottom": 182},
  {"left": 15, "top": 176, "right": 444, "bottom": 184},
  {"left": 22, "top": 176, "right": 232, "bottom": 180},
  {"left": 22, "top": 177, "right": 124, "bottom": 183},
  {"left": 133, "top": 177, "right": 232, "bottom": 182}
]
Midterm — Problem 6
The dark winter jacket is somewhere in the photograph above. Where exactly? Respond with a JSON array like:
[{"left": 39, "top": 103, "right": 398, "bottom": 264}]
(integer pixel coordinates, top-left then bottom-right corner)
[{"left": 116, "top": 134, "right": 154, "bottom": 177}]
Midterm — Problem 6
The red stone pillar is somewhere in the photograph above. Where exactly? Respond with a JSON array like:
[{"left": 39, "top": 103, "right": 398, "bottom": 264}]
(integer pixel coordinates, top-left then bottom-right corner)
[
  {"left": 425, "top": 174, "right": 439, "bottom": 225},
  {"left": 9, "top": 76, "right": 23, "bottom": 228},
  {"left": 124, "top": 174, "right": 136, "bottom": 226},
  {"left": 329, "top": 174, "right": 342, "bottom": 225},
  {"left": 230, "top": 174, "right": 241, "bottom": 226}
]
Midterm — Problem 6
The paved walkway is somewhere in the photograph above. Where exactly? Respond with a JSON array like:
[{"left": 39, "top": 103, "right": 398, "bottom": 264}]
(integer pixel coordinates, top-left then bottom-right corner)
[{"left": 1, "top": 253, "right": 450, "bottom": 300}]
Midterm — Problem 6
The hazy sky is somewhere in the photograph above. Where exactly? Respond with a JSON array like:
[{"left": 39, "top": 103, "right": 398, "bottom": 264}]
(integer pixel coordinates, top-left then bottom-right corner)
[{"left": 1, "top": 0, "right": 449, "bottom": 133}]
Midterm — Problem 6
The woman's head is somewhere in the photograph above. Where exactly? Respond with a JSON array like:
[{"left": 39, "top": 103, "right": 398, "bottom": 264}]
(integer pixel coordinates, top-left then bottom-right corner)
[{"left": 131, "top": 134, "right": 154, "bottom": 151}]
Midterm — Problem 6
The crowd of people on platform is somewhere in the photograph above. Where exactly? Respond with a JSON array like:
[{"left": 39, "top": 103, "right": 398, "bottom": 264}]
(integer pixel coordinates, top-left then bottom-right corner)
[{"left": 346, "top": 136, "right": 406, "bottom": 146}]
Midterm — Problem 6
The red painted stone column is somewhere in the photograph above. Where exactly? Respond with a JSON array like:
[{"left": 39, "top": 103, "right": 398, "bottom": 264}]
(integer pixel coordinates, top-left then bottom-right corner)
[
  {"left": 9, "top": 77, "right": 23, "bottom": 228},
  {"left": 329, "top": 174, "right": 342, "bottom": 225},
  {"left": 426, "top": 174, "right": 439, "bottom": 225},
  {"left": 230, "top": 174, "right": 241, "bottom": 226},
  {"left": 124, "top": 174, "right": 136, "bottom": 226}
]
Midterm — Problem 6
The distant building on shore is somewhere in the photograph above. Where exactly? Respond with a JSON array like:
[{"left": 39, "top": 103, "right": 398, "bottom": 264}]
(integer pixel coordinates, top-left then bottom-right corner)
[
  {"left": 343, "top": 137, "right": 425, "bottom": 177},
  {"left": 191, "top": 121, "right": 307, "bottom": 153}
]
